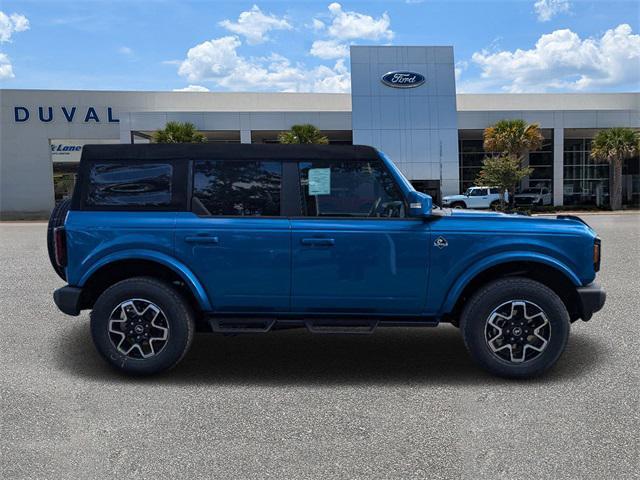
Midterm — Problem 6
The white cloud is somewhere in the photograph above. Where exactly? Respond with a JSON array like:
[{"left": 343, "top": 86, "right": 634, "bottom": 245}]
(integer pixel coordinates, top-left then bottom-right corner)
[
  {"left": 118, "top": 46, "right": 133, "bottom": 56},
  {"left": 309, "top": 3, "right": 393, "bottom": 59},
  {"left": 0, "top": 11, "right": 29, "bottom": 42},
  {"left": 173, "top": 85, "right": 210, "bottom": 92},
  {"left": 454, "top": 60, "right": 468, "bottom": 81},
  {"left": 0, "top": 52, "right": 14, "bottom": 79},
  {"left": 470, "top": 24, "right": 640, "bottom": 92},
  {"left": 177, "top": 35, "right": 350, "bottom": 92},
  {"left": 219, "top": 5, "right": 291, "bottom": 45},
  {"left": 534, "top": 0, "right": 570, "bottom": 22},
  {"left": 310, "top": 39, "right": 349, "bottom": 59},
  {"left": 323, "top": 3, "right": 393, "bottom": 41},
  {"left": 311, "top": 18, "right": 325, "bottom": 31}
]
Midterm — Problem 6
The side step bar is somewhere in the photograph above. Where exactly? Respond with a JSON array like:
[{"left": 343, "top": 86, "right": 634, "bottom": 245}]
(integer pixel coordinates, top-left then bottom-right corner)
[
  {"left": 206, "top": 317, "right": 438, "bottom": 334},
  {"left": 304, "top": 319, "right": 378, "bottom": 335},
  {"left": 208, "top": 318, "right": 276, "bottom": 333}
]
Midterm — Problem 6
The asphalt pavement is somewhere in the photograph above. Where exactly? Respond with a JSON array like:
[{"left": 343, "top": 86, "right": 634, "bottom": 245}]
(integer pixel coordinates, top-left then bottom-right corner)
[{"left": 1, "top": 214, "right": 638, "bottom": 479}]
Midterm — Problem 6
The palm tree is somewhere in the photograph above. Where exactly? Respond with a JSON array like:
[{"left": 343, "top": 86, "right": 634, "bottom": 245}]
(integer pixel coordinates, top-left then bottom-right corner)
[
  {"left": 590, "top": 128, "right": 640, "bottom": 210},
  {"left": 153, "top": 121, "right": 206, "bottom": 143},
  {"left": 483, "top": 119, "right": 544, "bottom": 159},
  {"left": 278, "top": 124, "right": 329, "bottom": 144},
  {"left": 481, "top": 119, "right": 544, "bottom": 206}
]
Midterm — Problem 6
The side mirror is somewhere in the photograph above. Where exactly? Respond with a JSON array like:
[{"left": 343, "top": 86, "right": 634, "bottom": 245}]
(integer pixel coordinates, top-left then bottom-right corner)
[{"left": 407, "top": 191, "right": 432, "bottom": 217}]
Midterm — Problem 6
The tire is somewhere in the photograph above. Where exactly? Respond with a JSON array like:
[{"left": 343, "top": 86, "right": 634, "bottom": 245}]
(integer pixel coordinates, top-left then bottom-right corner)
[
  {"left": 90, "top": 277, "right": 195, "bottom": 376},
  {"left": 47, "top": 199, "right": 71, "bottom": 280},
  {"left": 490, "top": 200, "right": 500, "bottom": 210},
  {"left": 460, "top": 277, "right": 570, "bottom": 379},
  {"left": 451, "top": 201, "right": 466, "bottom": 209}
]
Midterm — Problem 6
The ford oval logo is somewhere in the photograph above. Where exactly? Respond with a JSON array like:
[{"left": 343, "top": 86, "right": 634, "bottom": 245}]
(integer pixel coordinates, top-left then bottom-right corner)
[{"left": 381, "top": 71, "right": 425, "bottom": 88}]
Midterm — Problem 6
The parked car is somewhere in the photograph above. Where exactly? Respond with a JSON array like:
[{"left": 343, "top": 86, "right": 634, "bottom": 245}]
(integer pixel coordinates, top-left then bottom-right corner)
[
  {"left": 515, "top": 187, "right": 553, "bottom": 206},
  {"left": 50, "top": 144, "right": 605, "bottom": 378},
  {"left": 441, "top": 187, "right": 506, "bottom": 209}
]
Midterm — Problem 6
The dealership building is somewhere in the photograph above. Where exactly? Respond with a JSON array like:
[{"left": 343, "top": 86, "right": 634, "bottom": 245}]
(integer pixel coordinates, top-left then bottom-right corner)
[{"left": 1, "top": 45, "right": 638, "bottom": 219}]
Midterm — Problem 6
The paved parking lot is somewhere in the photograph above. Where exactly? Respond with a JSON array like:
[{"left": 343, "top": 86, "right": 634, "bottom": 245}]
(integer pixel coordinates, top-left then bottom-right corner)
[{"left": 1, "top": 214, "right": 638, "bottom": 479}]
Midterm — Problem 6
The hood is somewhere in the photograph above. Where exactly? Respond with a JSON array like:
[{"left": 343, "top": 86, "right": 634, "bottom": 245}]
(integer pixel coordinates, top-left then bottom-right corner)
[
  {"left": 515, "top": 193, "right": 541, "bottom": 198},
  {"left": 442, "top": 194, "right": 466, "bottom": 201},
  {"left": 447, "top": 208, "right": 595, "bottom": 232}
]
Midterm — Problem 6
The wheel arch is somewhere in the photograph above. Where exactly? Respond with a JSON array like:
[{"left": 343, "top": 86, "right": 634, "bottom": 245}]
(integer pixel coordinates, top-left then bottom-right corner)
[
  {"left": 443, "top": 254, "right": 582, "bottom": 323},
  {"left": 78, "top": 251, "right": 212, "bottom": 313}
]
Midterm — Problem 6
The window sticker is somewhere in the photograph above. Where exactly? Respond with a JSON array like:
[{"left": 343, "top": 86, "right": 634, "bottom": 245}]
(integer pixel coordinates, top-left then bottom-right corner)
[{"left": 308, "top": 168, "right": 331, "bottom": 195}]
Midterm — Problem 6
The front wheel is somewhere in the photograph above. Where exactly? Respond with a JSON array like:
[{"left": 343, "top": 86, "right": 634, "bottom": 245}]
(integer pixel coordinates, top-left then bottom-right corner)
[
  {"left": 450, "top": 201, "right": 466, "bottom": 209},
  {"left": 460, "top": 277, "right": 570, "bottom": 378},
  {"left": 90, "top": 277, "right": 195, "bottom": 376}
]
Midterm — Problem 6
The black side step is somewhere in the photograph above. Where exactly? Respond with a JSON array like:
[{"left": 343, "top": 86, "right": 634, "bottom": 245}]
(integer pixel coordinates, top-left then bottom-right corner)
[
  {"left": 304, "top": 319, "right": 379, "bottom": 335},
  {"left": 207, "top": 318, "right": 276, "bottom": 333}
]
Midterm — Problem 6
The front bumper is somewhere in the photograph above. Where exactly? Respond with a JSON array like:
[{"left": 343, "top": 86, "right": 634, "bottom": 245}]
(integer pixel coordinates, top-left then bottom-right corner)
[
  {"left": 53, "top": 286, "right": 83, "bottom": 316},
  {"left": 576, "top": 282, "right": 606, "bottom": 321}
]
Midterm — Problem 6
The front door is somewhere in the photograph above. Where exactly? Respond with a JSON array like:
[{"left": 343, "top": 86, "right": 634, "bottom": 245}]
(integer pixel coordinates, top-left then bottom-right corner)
[
  {"left": 174, "top": 159, "right": 290, "bottom": 313},
  {"left": 291, "top": 159, "right": 430, "bottom": 315},
  {"left": 466, "top": 188, "right": 489, "bottom": 208}
]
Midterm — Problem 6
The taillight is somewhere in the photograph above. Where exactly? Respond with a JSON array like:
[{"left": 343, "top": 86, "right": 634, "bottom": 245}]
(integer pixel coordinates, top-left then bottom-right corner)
[
  {"left": 593, "top": 238, "right": 601, "bottom": 272},
  {"left": 54, "top": 227, "right": 67, "bottom": 268}
]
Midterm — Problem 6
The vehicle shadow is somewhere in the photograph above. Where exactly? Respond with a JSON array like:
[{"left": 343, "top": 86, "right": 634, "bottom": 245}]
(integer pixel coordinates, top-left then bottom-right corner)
[{"left": 56, "top": 320, "right": 605, "bottom": 387}]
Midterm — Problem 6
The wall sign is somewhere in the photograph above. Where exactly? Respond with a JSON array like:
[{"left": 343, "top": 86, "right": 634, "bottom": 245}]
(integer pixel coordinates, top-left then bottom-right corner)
[
  {"left": 381, "top": 71, "right": 425, "bottom": 89},
  {"left": 50, "top": 139, "right": 120, "bottom": 163},
  {"left": 14, "top": 106, "right": 119, "bottom": 123}
]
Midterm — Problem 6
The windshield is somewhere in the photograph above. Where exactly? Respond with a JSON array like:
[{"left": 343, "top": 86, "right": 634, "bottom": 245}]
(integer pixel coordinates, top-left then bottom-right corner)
[{"left": 465, "top": 188, "right": 485, "bottom": 196}]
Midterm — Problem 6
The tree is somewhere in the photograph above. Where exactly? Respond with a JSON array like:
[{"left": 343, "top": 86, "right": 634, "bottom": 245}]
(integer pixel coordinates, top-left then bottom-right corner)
[
  {"left": 278, "top": 124, "right": 329, "bottom": 144},
  {"left": 153, "top": 121, "right": 206, "bottom": 143},
  {"left": 479, "top": 119, "right": 543, "bottom": 208},
  {"left": 483, "top": 119, "right": 544, "bottom": 158},
  {"left": 590, "top": 127, "right": 640, "bottom": 210},
  {"left": 476, "top": 156, "right": 533, "bottom": 209}
]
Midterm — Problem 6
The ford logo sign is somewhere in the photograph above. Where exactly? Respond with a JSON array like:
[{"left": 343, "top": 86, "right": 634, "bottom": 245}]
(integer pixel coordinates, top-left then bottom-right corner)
[{"left": 381, "top": 71, "right": 425, "bottom": 89}]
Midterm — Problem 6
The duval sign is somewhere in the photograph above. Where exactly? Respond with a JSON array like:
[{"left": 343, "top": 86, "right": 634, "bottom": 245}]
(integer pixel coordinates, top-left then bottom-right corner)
[
  {"left": 381, "top": 71, "right": 425, "bottom": 88},
  {"left": 13, "top": 106, "right": 119, "bottom": 123}
]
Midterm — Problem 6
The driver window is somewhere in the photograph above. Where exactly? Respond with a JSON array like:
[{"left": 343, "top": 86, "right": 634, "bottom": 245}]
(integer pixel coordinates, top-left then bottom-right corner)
[{"left": 298, "top": 160, "right": 406, "bottom": 217}]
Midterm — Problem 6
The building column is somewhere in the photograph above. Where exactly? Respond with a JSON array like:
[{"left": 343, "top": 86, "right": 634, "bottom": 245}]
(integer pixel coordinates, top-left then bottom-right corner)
[
  {"left": 553, "top": 127, "right": 564, "bottom": 206},
  {"left": 240, "top": 129, "right": 251, "bottom": 144}
]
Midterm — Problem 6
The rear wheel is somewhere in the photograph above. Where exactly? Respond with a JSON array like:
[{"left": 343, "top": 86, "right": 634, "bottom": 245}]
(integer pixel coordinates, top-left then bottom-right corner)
[
  {"left": 490, "top": 200, "right": 500, "bottom": 210},
  {"left": 460, "top": 277, "right": 570, "bottom": 378},
  {"left": 90, "top": 277, "right": 195, "bottom": 376},
  {"left": 47, "top": 199, "right": 71, "bottom": 280}
]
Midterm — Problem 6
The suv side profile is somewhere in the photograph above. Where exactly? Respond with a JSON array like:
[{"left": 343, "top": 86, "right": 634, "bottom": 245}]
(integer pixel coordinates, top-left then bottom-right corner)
[
  {"left": 441, "top": 187, "right": 506, "bottom": 210},
  {"left": 50, "top": 144, "right": 605, "bottom": 378}
]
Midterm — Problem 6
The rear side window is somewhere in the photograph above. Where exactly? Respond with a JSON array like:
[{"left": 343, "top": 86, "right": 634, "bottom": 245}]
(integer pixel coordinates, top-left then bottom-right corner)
[
  {"left": 193, "top": 160, "right": 282, "bottom": 216},
  {"left": 490, "top": 188, "right": 500, "bottom": 194},
  {"left": 86, "top": 163, "right": 172, "bottom": 207},
  {"left": 298, "top": 160, "right": 406, "bottom": 217}
]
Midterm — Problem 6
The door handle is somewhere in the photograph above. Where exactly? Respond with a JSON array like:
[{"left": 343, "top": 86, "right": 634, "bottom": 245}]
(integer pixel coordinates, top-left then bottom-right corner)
[
  {"left": 185, "top": 235, "right": 219, "bottom": 244},
  {"left": 301, "top": 238, "right": 335, "bottom": 246}
]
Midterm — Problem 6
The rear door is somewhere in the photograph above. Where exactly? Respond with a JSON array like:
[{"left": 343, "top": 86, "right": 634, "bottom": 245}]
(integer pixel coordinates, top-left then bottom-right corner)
[
  {"left": 290, "top": 159, "right": 430, "bottom": 315},
  {"left": 174, "top": 159, "right": 291, "bottom": 313}
]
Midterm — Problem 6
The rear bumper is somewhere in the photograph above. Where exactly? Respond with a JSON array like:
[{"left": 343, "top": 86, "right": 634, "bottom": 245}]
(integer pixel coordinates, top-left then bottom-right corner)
[
  {"left": 53, "top": 286, "right": 83, "bottom": 316},
  {"left": 576, "top": 282, "right": 606, "bottom": 321}
]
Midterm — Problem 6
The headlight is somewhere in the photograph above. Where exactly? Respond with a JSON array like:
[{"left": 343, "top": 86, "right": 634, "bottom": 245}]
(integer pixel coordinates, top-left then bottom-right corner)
[{"left": 593, "top": 238, "right": 601, "bottom": 272}]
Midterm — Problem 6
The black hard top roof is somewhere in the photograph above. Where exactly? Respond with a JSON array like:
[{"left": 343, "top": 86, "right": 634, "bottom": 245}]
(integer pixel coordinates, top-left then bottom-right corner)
[{"left": 81, "top": 143, "right": 380, "bottom": 162}]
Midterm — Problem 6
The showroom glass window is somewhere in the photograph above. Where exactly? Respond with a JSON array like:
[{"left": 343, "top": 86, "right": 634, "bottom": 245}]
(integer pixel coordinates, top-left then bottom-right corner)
[
  {"left": 86, "top": 163, "right": 172, "bottom": 207},
  {"left": 298, "top": 160, "right": 406, "bottom": 217},
  {"left": 193, "top": 160, "right": 282, "bottom": 216},
  {"left": 563, "top": 138, "right": 610, "bottom": 207}
]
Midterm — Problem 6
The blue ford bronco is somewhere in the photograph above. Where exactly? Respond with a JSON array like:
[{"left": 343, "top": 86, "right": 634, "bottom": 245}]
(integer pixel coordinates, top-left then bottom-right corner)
[{"left": 50, "top": 144, "right": 605, "bottom": 378}]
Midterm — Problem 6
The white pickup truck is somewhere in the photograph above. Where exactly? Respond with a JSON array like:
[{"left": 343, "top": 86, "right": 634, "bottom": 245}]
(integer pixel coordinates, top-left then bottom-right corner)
[{"left": 442, "top": 187, "right": 506, "bottom": 209}]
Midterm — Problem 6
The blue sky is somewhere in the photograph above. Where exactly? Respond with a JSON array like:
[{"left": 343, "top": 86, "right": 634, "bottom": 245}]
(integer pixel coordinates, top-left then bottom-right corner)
[{"left": 0, "top": 0, "right": 638, "bottom": 93}]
